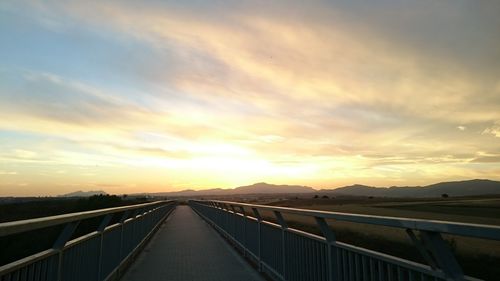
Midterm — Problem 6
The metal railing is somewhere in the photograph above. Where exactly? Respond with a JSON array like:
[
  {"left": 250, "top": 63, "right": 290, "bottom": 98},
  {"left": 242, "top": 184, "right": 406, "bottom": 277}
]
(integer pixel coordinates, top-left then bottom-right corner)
[
  {"left": 190, "top": 200, "right": 500, "bottom": 281},
  {"left": 0, "top": 200, "right": 177, "bottom": 281}
]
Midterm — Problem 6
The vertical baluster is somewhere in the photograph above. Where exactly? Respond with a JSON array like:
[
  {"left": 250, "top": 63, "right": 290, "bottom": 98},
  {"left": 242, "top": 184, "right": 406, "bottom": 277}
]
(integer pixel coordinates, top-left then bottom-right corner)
[
  {"left": 252, "top": 208, "right": 263, "bottom": 272},
  {"left": 369, "top": 258, "right": 375, "bottom": 281},
  {"left": 230, "top": 205, "right": 237, "bottom": 242},
  {"left": 118, "top": 211, "right": 130, "bottom": 260},
  {"left": 354, "top": 253, "right": 360, "bottom": 281},
  {"left": 96, "top": 214, "right": 112, "bottom": 281},
  {"left": 274, "top": 211, "right": 288, "bottom": 280},
  {"left": 396, "top": 266, "right": 401, "bottom": 281},
  {"left": 239, "top": 206, "right": 247, "bottom": 257},
  {"left": 53, "top": 221, "right": 79, "bottom": 281},
  {"left": 409, "top": 271, "right": 415, "bottom": 281},
  {"left": 378, "top": 260, "right": 384, "bottom": 281},
  {"left": 314, "top": 217, "right": 337, "bottom": 281},
  {"left": 387, "top": 264, "right": 393, "bottom": 281}
]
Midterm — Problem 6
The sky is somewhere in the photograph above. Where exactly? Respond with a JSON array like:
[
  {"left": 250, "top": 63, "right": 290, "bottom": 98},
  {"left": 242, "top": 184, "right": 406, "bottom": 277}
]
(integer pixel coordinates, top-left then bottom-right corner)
[{"left": 1, "top": 1, "right": 499, "bottom": 196}]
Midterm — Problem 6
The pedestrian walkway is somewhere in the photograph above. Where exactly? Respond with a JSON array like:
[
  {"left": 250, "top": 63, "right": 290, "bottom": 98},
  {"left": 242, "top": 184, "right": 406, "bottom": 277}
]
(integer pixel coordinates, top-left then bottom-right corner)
[{"left": 121, "top": 205, "right": 264, "bottom": 281}]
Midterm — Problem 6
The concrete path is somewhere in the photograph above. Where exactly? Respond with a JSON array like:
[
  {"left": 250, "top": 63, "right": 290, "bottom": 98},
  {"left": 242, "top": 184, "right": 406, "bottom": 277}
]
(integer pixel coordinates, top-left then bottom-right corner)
[{"left": 121, "top": 205, "right": 264, "bottom": 281}]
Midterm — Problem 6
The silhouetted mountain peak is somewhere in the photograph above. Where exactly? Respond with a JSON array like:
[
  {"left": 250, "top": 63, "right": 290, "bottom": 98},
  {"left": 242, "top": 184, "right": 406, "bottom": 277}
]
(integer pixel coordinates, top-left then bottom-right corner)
[
  {"left": 139, "top": 179, "right": 500, "bottom": 198},
  {"left": 322, "top": 179, "right": 500, "bottom": 197},
  {"left": 233, "top": 183, "right": 315, "bottom": 194},
  {"left": 59, "top": 190, "right": 108, "bottom": 197}
]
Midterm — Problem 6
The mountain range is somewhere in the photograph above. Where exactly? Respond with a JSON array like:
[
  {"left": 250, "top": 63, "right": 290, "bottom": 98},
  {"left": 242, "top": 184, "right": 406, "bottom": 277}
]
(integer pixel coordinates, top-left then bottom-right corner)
[
  {"left": 144, "top": 179, "right": 500, "bottom": 198},
  {"left": 147, "top": 182, "right": 315, "bottom": 197},
  {"left": 59, "top": 190, "right": 108, "bottom": 197},
  {"left": 320, "top": 179, "right": 500, "bottom": 197},
  {"left": 61, "top": 179, "right": 500, "bottom": 198}
]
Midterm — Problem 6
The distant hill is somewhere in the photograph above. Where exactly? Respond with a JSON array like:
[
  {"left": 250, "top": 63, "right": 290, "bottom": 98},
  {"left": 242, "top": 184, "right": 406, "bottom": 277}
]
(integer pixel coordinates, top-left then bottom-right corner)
[
  {"left": 59, "top": 190, "right": 108, "bottom": 197},
  {"left": 151, "top": 188, "right": 227, "bottom": 197},
  {"left": 320, "top": 179, "right": 500, "bottom": 197},
  {"left": 134, "top": 179, "right": 500, "bottom": 198},
  {"left": 149, "top": 182, "right": 315, "bottom": 197},
  {"left": 234, "top": 182, "right": 314, "bottom": 194}
]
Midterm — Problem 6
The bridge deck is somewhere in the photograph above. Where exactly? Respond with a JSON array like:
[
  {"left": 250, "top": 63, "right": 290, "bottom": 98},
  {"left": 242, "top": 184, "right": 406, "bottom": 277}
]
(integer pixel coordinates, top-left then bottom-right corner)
[{"left": 120, "top": 205, "right": 264, "bottom": 281}]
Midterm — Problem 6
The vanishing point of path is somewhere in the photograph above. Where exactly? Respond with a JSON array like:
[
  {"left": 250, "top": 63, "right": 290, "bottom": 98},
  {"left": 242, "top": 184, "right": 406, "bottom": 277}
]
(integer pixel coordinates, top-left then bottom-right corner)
[{"left": 121, "top": 205, "right": 264, "bottom": 281}]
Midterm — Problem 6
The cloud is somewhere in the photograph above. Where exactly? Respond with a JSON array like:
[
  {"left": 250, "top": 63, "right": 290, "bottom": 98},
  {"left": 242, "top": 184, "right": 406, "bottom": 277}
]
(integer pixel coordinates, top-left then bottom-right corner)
[
  {"left": 14, "top": 149, "right": 37, "bottom": 159},
  {"left": 1, "top": 71, "right": 136, "bottom": 128},
  {"left": 109, "top": 2, "right": 497, "bottom": 131},
  {"left": 471, "top": 155, "right": 500, "bottom": 163},
  {"left": 1, "top": 1, "right": 500, "bottom": 194},
  {"left": 482, "top": 121, "right": 500, "bottom": 138},
  {"left": 8, "top": 1, "right": 500, "bottom": 128},
  {"left": 1, "top": 69, "right": 228, "bottom": 143}
]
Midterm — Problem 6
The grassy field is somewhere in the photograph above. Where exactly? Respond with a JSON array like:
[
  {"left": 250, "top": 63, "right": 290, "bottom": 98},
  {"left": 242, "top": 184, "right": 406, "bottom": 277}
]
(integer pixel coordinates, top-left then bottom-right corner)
[{"left": 256, "top": 196, "right": 500, "bottom": 280}]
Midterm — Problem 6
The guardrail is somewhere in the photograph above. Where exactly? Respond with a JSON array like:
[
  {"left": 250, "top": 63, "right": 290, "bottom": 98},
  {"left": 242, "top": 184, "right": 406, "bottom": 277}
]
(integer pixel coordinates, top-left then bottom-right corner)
[
  {"left": 0, "top": 200, "right": 177, "bottom": 281},
  {"left": 190, "top": 200, "right": 500, "bottom": 281}
]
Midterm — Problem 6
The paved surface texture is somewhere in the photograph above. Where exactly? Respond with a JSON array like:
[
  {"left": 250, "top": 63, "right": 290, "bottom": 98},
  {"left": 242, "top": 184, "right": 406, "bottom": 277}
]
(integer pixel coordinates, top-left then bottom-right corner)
[{"left": 121, "top": 205, "right": 264, "bottom": 281}]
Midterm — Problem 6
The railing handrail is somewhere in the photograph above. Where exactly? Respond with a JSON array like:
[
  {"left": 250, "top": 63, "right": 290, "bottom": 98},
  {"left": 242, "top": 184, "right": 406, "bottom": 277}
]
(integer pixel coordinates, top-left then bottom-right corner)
[
  {"left": 0, "top": 200, "right": 173, "bottom": 237},
  {"left": 192, "top": 200, "right": 500, "bottom": 241}
]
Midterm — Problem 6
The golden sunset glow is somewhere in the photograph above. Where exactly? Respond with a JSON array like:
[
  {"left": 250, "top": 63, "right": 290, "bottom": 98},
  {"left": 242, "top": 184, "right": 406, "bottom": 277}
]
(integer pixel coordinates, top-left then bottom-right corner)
[{"left": 1, "top": 1, "right": 500, "bottom": 196}]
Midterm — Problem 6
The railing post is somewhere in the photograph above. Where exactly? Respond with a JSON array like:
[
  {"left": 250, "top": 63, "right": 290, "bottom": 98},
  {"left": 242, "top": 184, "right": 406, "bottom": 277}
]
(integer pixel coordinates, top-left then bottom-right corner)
[
  {"left": 119, "top": 211, "right": 131, "bottom": 260},
  {"left": 230, "top": 205, "right": 237, "bottom": 239},
  {"left": 53, "top": 221, "right": 80, "bottom": 281},
  {"left": 419, "top": 230, "right": 465, "bottom": 280},
  {"left": 252, "top": 208, "right": 263, "bottom": 272},
  {"left": 406, "top": 229, "right": 438, "bottom": 269},
  {"left": 223, "top": 203, "right": 230, "bottom": 234},
  {"left": 239, "top": 206, "right": 247, "bottom": 258},
  {"left": 96, "top": 214, "right": 112, "bottom": 281},
  {"left": 274, "top": 211, "right": 288, "bottom": 280},
  {"left": 315, "top": 217, "right": 337, "bottom": 281}
]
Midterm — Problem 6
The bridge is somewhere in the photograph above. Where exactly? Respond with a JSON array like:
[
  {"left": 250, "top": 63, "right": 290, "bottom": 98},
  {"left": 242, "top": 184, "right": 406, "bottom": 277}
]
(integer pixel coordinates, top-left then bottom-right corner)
[{"left": 1, "top": 200, "right": 499, "bottom": 281}]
